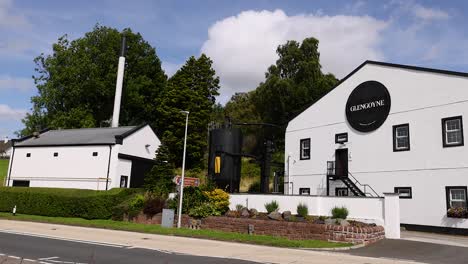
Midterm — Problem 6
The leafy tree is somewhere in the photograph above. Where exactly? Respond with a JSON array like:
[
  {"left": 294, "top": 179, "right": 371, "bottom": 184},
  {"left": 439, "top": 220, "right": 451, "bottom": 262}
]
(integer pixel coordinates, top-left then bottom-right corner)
[
  {"left": 144, "top": 143, "right": 175, "bottom": 196},
  {"left": 20, "top": 25, "right": 167, "bottom": 136},
  {"left": 252, "top": 37, "right": 338, "bottom": 142},
  {"left": 157, "top": 54, "right": 220, "bottom": 168}
]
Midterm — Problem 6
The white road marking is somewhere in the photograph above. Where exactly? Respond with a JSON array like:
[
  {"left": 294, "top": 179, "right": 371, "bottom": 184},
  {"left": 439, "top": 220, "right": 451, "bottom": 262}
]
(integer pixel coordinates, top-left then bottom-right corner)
[
  {"left": 39, "top": 257, "right": 59, "bottom": 260},
  {"left": 0, "top": 229, "right": 126, "bottom": 248},
  {"left": 24, "top": 259, "right": 36, "bottom": 262},
  {"left": 9, "top": 255, "right": 20, "bottom": 259}
]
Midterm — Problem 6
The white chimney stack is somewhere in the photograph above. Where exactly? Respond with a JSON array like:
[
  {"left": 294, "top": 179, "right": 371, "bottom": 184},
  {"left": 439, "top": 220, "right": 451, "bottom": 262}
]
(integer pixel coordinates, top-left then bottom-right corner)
[
  {"left": 111, "top": 35, "right": 127, "bottom": 128},
  {"left": 4, "top": 136, "right": 8, "bottom": 143}
]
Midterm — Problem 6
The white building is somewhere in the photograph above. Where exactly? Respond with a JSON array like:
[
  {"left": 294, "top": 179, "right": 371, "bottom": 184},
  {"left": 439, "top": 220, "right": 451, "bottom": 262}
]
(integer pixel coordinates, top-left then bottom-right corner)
[
  {"left": 285, "top": 61, "right": 468, "bottom": 233},
  {"left": 5, "top": 124, "right": 160, "bottom": 190}
]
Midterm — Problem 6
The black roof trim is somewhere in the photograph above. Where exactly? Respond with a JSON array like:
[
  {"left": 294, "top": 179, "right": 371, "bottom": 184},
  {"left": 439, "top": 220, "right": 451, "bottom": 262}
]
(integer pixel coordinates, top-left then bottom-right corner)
[
  {"left": 115, "top": 123, "right": 147, "bottom": 143},
  {"left": 118, "top": 153, "right": 156, "bottom": 164}
]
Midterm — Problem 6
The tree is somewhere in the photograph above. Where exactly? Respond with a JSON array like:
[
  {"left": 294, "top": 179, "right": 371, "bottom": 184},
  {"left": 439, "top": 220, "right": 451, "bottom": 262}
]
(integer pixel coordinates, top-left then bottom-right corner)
[
  {"left": 144, "top": 143, "right": 175, "bottom": 196},
  {"left": 20, "top": 25, "right": 167, "bottom": 136},
  {"left": 252, "top": 37, "right": 338, "bottom": 142},
  {"left": 156, "top": 54, "right": 220, "bottom": 168}
]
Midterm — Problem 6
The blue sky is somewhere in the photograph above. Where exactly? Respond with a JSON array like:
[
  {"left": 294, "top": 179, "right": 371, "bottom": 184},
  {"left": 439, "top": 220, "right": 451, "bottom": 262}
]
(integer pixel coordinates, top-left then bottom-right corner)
[{"left": 1, "top": 0, "right": 468, "bottom": 138}]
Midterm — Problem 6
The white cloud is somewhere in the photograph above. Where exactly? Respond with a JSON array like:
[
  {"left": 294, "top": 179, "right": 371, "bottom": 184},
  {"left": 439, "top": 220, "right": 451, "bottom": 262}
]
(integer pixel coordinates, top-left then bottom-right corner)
[
  {"left": 201, "top": 10, "right": 387, "bottom": 103},
  {"left": 0, "top": 76, "right": 34, "bottom": 92},
  {"left": 0, "top": 0, "right": 29, "bottom": 28},
  {"left": 0, "top": 104, "right": 26, "bottom": 121},
  {"left": 413, "top": 5, "right": 449, "bottom": 21},
  {"left": 161, "top": 61, "right": 183, "bottom": 77}
]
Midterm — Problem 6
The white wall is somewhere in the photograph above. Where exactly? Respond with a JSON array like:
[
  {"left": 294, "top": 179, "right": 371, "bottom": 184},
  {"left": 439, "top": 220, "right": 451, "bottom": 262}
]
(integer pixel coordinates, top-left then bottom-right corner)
[
  {"left": 112, "top": 158, "right": 132, "bottom": 188},
  {"left": 285, "top": 63, "right": 468, "bottom": 229},
  {"left": 7, "top": 145, "right": 111, "bottom": 190},
  {"left": 119, "top": 125, "right": 160, "bottom": 159}
]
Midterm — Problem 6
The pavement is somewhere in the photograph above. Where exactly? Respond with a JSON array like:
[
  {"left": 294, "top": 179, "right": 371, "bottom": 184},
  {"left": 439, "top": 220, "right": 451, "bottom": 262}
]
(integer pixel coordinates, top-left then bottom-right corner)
[{"left": 0, "top": 219, "right": 419, "bottom": 264}]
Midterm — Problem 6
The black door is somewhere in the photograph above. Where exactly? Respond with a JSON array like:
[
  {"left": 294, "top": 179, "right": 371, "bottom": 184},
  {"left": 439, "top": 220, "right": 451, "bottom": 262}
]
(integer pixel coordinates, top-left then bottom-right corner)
[{"left": 335, "top": 149, "right": 348, "bottom": 177}]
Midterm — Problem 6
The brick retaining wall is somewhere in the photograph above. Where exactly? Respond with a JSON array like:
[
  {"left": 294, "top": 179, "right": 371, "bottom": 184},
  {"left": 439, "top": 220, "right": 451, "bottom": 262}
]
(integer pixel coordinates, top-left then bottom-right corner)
[{"left": 198, "top": 216, "right": 385, "bottom": 244}]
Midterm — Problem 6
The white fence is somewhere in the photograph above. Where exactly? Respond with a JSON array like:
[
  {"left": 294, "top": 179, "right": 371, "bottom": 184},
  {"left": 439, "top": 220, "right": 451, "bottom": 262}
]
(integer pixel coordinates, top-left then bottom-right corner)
[{"left": 229, "top": 193, "right": 400, "bottom": 238}]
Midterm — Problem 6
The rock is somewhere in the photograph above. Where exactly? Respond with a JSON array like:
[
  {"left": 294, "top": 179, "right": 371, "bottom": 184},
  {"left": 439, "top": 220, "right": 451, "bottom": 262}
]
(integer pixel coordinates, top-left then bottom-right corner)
[
  {"left": 268, "top": 210, "right": 283, "bottom": 221},
  {"left": 325, "top": 218, "right": 336, "bottom": 225},
  {"left": 225, "top": 210, "right": 238, "bottom": 218},
  {"left": 339, "top": 219, "right": 350, "bottom": 226},
  {"left": 249, "top": 208, "right": 258, "bottom": 218},
  {"left": 282, "top": 211, "right": 292, "bottom": 221},
  {"left": 240, "top": 208, "right": 250, "bottom": 218}
]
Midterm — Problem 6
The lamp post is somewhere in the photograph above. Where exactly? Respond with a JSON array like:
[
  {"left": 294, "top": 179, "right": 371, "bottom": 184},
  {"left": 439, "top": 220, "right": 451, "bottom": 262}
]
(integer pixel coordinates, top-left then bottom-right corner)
[{"left": 177, "top": 110, "right": 189, "bottom": 228}]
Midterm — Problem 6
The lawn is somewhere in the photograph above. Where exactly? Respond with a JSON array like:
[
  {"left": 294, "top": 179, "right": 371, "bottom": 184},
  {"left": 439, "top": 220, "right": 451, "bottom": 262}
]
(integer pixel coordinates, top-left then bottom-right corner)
[
  {"left": 0, "top": 212, "right": 352, "bottom": 249},
  {"left": 0, "top": 159, "right": 8, "bottom": 186}
]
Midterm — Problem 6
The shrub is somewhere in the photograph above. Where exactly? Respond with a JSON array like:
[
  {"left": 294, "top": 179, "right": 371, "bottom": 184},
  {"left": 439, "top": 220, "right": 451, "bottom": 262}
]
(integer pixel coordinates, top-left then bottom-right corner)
[
  {"left": 331, "top": 206, "right": 349, "bottom": 219},
  {"left": 248, "top": 181, "right": 261, "bottom": 193},
  {"left": 143, "top": 194, "right": 166, "bottom": 217},
  {"left": 236, "top": 204, "right": 244, "bottom": 212},
  {"left": 447, "top": 207, "right": 468, "bottom": 218},
  {"left": 204, "top": 189, "right": 229, "bottom": 215},
  {"left": 265, "top": 200, "right": 279, "bottom": 213},
  {"left": 189, "top": 203, "right": 219, "bottom": 218},
  {"left": 169, "top": 186, "right": 207, "bottom": 214},
  {"left": 297, "top": 203, "right": 308, "bottom": 217},
  {"left": 0, "top": 187, "right": 141, "bottom": 219}
]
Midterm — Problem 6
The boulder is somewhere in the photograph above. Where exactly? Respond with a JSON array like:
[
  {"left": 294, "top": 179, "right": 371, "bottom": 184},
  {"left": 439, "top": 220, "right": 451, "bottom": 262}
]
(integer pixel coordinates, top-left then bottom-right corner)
[
  {"left": 240, "top": 207, "right": 250, "bottom": 218},
  {"left": 225, "top": 210, "right": 238, "bottom": 218},
  {"left": 325, "top": 218, "right": 336, "bottom": 225},
  {"left": 249, "top": 208, "right": 258, "bottom": 218},
  {"left": 339, "top": 219, "right": 350, "bottom": 226},
  {"left": 282, "top": 211, "right": 292, "bottom": 221},
  {"left": 268, "top": 210, "right": 283, "bottom": 221}
]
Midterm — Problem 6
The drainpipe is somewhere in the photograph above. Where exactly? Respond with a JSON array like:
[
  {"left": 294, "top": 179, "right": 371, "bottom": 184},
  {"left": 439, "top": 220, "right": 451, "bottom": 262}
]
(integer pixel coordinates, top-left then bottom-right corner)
[{"left": 105, "top": 146, "right": 112, "bottom": 190}]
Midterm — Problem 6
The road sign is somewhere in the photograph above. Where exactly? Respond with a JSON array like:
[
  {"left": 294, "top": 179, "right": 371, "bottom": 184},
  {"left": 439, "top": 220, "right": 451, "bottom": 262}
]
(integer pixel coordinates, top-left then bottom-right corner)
[{"left": 173, "top": 176, "right": 200, "bottom": 187}]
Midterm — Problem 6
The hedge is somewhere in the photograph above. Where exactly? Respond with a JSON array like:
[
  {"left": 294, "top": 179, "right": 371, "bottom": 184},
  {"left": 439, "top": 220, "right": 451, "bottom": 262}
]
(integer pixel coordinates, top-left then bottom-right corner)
[{"left": 0, "top": 187, "right": 142, "bottom": 219}]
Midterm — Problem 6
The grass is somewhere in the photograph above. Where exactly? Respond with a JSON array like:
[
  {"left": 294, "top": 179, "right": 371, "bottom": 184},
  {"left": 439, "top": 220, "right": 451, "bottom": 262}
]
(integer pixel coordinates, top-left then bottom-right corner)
[
  {"left": 0, "top": 159, "right": 8, "bottom": 186},
  {"left": 0, "top": 212, "right": 352, "bottom": 249}
]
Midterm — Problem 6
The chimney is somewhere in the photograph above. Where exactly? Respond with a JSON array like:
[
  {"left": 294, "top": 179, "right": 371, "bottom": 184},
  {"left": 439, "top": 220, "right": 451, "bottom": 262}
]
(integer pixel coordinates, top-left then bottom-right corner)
[
  {"left": 33, "top": 132, "right": 40, "bottom": 138},
  {"left": 4, "top": 136, "right": 8, "bottom": 143},
  {"left": 111, "top": 35, "right": 127, "bottom": 128}
]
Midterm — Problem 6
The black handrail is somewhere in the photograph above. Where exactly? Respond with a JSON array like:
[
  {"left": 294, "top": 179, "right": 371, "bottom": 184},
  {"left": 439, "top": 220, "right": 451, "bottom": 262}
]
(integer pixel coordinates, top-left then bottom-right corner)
[{"left": 348, "top": 172, "right": 380, "bottom": 197}]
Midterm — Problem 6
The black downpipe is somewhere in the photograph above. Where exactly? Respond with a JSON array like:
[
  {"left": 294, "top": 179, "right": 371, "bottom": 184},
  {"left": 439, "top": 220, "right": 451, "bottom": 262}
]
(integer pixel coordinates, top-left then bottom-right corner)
[
  {"left": 105, "top": 146, "right": 112, "bottom": 190},
  {"left": 6, "top": 144, "right": 15, "bottom": 186}
]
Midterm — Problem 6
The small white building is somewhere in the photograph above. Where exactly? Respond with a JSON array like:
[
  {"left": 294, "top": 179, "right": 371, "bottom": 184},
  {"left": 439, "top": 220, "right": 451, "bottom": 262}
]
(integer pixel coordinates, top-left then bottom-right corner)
[
  {"left": 5, "top": 124, "right": 160, "bottom": 190},
  {"left": 285, "top": 61, "right": 468, "bottom": 233}
]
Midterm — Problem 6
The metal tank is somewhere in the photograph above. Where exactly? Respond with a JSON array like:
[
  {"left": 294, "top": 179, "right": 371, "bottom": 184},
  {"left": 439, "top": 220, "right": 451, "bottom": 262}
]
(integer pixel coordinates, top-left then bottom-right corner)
[{"left": 208, "top": 127, "right": 243, "bottom": 193}]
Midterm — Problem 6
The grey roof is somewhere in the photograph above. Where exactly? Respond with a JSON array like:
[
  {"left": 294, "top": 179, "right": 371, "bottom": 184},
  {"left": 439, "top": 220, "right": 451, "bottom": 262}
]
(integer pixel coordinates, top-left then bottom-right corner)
[{"left": 14, "top": 125, "right": 144, "bottom": 147}]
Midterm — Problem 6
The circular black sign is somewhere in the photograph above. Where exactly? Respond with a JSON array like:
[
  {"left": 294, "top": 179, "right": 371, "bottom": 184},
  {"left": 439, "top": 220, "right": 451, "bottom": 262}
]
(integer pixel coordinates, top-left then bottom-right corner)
[{"left": 345, "top": 81, "right": 391, "bottom": 132}]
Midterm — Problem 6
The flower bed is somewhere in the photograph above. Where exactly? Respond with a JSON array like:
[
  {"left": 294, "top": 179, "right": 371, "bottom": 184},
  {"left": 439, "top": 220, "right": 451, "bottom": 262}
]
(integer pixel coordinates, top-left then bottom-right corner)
[{"left": 447, "top": 207, "right": 468, "bottom": 218}]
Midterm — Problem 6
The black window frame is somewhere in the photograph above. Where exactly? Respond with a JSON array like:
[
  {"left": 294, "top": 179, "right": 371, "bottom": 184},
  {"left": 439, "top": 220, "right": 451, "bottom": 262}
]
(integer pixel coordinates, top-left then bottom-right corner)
[
  {"left": 445, "top": 186, "right": 467, "bottom": 210},
  {"left": 393, "top": 124, "right": 410, "bottom": 152},
  {"left": 442, "top": 116, "right": 464, "bottom": 148},
  {"left": 92, "top": 152, "right": 98, "bottom": 157},
  {"left": 299, "top": 138, "right": 311, "bottom": 160},
  {"left": 12, "top": 180, "right": 30, "bottom": 187},
  {"left": 394, "top": 187, "right": 412, "bottom": 199},
  {"left": 120, "top": 175, "right": 129, "bottom": 188},
  {"left": 53, "top": 152, "right": 58, "bottom": 157},
  {"left": 299, "top": 188, "right": 310, "bottom": 195},
  {"left": 26, "top": 153, "right": 31, "bottom": 157},
  {"left": 335, "top": 133, "right": 348, "bottom": 144},
  {"left": 335, "top": 187, "right": 349, "bottom": 196}
]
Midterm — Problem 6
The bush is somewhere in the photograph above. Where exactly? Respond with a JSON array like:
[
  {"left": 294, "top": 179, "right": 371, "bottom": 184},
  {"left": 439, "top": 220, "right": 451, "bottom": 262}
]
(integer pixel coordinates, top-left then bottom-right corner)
[
  {"left": 248, "top": 181, "right": 261, "bottom": 193},
  {"left": 265, "top": 200, "right": 279, "bottom": 213},
  {"left": 297, "top": 203, "right": 308, "bottom": 217},
  {"left": 168, "top": 186, "right": 207, "bottom": 214},
  {"left": 204, "top": 189, "right": 229, "bottom": 215},
  {"left": 236, "top": 204, "right": 244, "bottom": 212},
  {"left": 331, "top": 206, "right": 349, "bottom": 219},
  {"left": 0, "top": 187, "right": 142, "bottom": 219},
  {"left": 143, "top": 194, "right": 166, "bottom": 217},
  {"left": 189, "top": 203, "right": 219, "bottom": 218}
]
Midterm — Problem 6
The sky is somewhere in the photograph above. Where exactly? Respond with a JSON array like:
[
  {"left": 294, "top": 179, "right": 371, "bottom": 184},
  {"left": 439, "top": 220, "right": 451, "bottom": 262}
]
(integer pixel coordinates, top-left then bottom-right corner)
[{"left": 1, "top": 0, "right": 468, "bottom": 138}]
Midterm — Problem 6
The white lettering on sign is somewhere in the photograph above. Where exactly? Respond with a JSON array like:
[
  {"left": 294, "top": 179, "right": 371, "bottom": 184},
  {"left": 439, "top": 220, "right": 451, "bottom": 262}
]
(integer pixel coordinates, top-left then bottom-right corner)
[{"left": 350, "top": 100, "right": 385, "bottom": 112}]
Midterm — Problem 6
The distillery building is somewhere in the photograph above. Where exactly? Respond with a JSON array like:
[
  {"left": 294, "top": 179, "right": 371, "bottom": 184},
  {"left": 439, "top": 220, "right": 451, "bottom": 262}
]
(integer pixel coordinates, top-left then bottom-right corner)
[{"left": 285, "top": 61, "right": 468, "bottom": 232}]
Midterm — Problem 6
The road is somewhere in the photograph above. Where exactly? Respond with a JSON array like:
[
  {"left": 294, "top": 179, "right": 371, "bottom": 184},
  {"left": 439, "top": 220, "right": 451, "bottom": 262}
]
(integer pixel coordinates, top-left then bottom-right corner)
[{"left": 0, "top": 231, "right": 259, "bottom": 264}]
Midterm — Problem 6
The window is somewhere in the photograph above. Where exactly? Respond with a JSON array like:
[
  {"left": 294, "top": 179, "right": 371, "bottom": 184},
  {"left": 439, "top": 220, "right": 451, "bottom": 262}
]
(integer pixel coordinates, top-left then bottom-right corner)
[
  {"left": 335, "top": 188, "right": 349, "bottom": 196},
  {"left": 53, "top": 152, "right": 58, "bottom": 157},
  {"left": 300, "top": 138, "right": 310, "bottom": 160},
  {"left": 26, "top": 153, "right": 31, "bottom": 157},
  {"left": 335, "top": 133, "right": 348, "bottom": 144},
  {"left": 120, "top": 176, "right": 129, "bottom": 188},
  {"left": 299, "top": 188, "right": 310, "bottom": 195},
  {"left": 442, "top": 116, "right": 464, "bottom": 147},
  {"left": 394, "top": 187, "right": 412, "bottom": 199},
  {"left": 393, "top": 124, "right": 410, "bottom": 151},
  {"left": 92, "top": 152, "right": 98, "bottom": 157},
  {"left": 12, "top": 180, "right": 30, "bottom": 187},
  {"left": 446, "top": 186, "right": 467, "bottom": 209}
]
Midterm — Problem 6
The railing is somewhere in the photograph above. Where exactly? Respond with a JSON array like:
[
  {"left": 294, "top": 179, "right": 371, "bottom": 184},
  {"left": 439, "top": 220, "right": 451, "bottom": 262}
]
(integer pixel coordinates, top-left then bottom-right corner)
[{"left": 348, "top": 172, "right": 380, "bottom": 197}]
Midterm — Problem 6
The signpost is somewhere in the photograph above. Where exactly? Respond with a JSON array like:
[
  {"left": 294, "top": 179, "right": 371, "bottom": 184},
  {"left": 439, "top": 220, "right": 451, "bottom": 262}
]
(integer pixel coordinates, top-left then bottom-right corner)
[{"left": 173, "top": 176, "right": 200, "bottom": 187}]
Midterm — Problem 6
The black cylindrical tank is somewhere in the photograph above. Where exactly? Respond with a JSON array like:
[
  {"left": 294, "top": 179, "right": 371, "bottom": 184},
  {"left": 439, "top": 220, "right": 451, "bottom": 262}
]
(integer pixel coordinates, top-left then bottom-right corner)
[{"left": 208, "top": 127, "right": 242, "bottom": 193}]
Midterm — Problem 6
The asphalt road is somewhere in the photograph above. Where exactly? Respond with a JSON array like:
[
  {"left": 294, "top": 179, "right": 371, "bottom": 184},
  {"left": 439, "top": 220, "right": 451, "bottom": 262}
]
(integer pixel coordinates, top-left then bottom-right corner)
[
  {"left": 350, "top": 239, "right": 468, "bottom": 264},
  {"left": 0, "top": 231, "right": 261, "bottom": 264}
]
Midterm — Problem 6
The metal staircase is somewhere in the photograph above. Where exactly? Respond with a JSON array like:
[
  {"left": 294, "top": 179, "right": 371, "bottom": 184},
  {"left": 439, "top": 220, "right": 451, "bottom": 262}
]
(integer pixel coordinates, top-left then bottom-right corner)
[{"left": 327, "top": 161, "right": 379, "bottom": 197}]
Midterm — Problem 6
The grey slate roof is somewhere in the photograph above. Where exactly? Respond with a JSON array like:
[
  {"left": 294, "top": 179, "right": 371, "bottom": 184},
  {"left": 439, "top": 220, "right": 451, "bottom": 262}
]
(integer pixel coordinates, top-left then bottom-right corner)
[{"left": 14, "top": 125, "right": 144, "bottom": 147}]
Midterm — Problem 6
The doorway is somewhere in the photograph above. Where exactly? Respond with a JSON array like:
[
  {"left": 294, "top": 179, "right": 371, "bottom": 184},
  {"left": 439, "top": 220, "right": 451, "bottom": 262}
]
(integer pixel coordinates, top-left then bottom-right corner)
[{"left": 335, "top": 148, "right": 348, "bottom": 177}]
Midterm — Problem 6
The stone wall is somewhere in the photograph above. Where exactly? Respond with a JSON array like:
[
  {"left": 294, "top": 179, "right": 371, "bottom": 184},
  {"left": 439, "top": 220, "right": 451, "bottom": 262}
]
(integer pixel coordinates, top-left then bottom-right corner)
[{"left": 197, "top": 216, "right": 385, "bottom": 244}]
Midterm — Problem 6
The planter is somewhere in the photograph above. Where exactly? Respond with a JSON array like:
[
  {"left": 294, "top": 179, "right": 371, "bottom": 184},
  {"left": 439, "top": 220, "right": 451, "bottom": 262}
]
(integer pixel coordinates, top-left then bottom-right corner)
[{"left": 447, "top": 207, "right": 468, "bottom": 219}]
